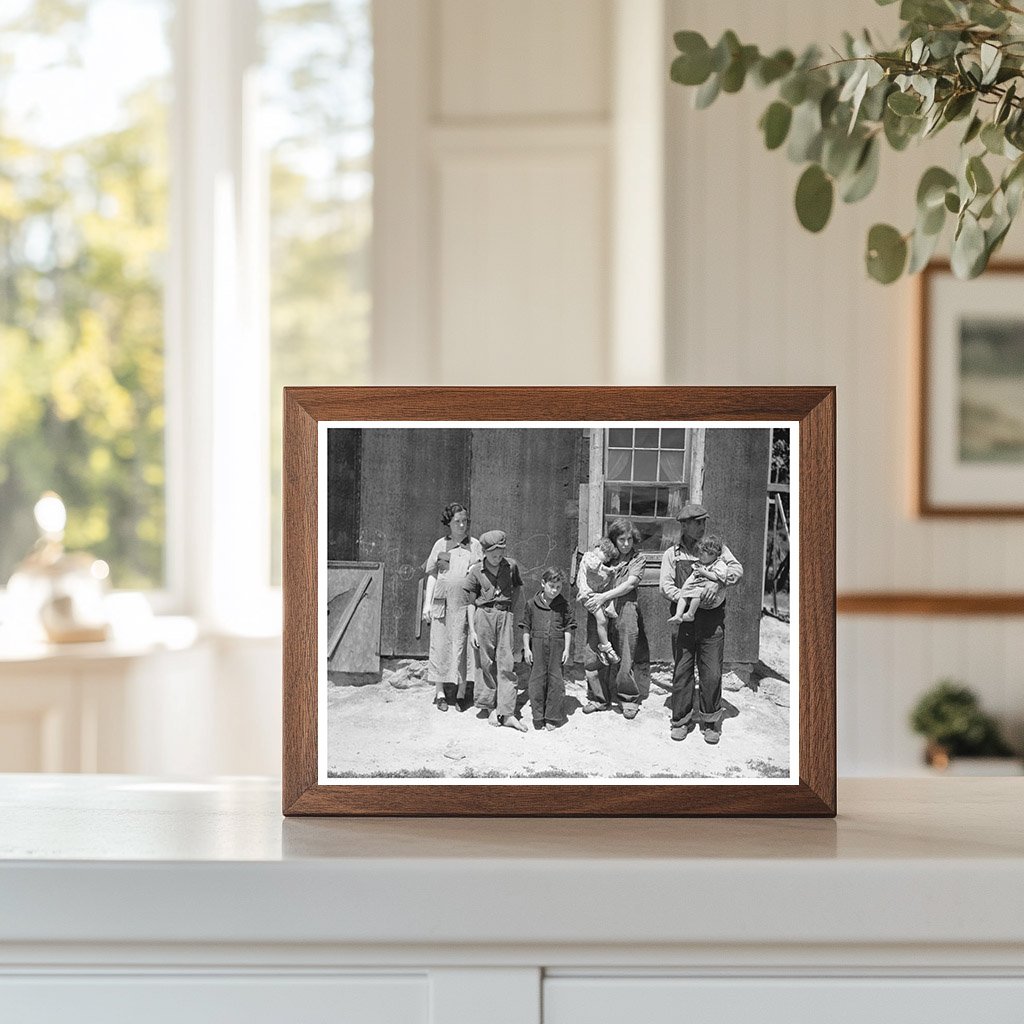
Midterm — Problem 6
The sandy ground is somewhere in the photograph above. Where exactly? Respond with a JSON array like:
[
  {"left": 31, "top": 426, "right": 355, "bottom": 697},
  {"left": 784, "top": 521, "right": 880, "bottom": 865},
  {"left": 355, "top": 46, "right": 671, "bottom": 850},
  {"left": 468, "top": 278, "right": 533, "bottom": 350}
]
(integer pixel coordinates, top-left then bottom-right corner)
[{"left": 326, "top": 614, "right": 791, "bottom": 780}]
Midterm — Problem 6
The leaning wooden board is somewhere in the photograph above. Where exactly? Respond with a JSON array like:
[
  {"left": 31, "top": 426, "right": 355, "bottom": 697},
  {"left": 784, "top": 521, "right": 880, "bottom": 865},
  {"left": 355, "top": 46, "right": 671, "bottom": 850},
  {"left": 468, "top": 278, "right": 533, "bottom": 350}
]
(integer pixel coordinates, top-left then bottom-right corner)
[{"left": 325, "top": 561, "right": 384, "bottom": 674}]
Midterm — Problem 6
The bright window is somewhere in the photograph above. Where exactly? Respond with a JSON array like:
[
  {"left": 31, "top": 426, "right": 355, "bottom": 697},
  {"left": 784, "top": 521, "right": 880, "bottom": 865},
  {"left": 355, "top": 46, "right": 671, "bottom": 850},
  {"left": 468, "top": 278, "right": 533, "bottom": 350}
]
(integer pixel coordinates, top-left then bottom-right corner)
[
  {"left": 0, "top": 0, "right": 172, "bottom": 589},
  {"left": 262, "top": 0, "right": 372, "bottom": 582},
  {"left": 0, "top": 0, "right": 374, "bottom": 616}
]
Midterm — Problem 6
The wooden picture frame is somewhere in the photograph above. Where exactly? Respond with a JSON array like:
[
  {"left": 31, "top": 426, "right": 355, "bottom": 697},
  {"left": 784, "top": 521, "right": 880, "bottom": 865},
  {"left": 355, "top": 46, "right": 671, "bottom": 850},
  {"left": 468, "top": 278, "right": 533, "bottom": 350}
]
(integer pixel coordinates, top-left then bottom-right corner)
[
  {"left": 283, "top": 387, "right": 836, "bottom": 816},
  {"left": 917, "top": 261, "right": 1024, "bottom": 517}
]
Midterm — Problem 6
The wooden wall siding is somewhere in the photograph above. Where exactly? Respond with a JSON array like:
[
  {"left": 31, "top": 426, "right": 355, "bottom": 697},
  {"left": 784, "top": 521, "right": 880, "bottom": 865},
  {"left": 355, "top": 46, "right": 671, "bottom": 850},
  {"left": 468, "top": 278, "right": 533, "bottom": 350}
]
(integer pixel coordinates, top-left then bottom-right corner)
[
  {"left": 666, "top": 0, "right": 1024, "bottom": 773},
  {"left": 468, "top": 428, "right": 582, "bottom": 602},
  {"left": 700, "top": 428, "right": 772, "bottom": 666},
  {"left": 357, "top": 429, "right": 471, "bottom": 657},
  {"left": 326, "top": 429, "right": 361, "bottom": 562}
]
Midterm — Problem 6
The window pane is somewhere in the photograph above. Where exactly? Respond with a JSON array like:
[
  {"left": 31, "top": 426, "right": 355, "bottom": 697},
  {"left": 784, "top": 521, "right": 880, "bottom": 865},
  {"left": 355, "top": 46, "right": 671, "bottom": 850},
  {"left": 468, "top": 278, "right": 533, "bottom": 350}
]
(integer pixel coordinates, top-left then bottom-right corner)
[
  {"left": 653, "top": 486, "right": 671, "bottom": 518},
  {"left": 632, "top": 520, "right": 673, "bottom": 553},
  {"left": 607, "top": 427, "right": 632, "bottom": 447},
  {"left": 664, "top": 485, "right": 688, "bottom": 519},
  {"left": 604, "top": 483, "right": 631, "bottom": 517},
  {"left": 634, "top": 427, "right": 659, "bottom": 448},
  {"left": 630, "top": 485, "right": 657, "bottom": 518},
  {"left": 661, "top": 427, "right": 686, "bottom": 449},
  {"left": 606, "top": 449, "right": 632, "bottom": 481},
  {"left": 658, "top": 450, "right": 685, "bottom": 481},
  {"left": 633, "top": 450, "right": 658, "bottom": 481},
  {"left": 0, "top": 0, "right": 171, "bottom": 588},
  {"left": 263, "top": 0, "right": 373, "bottom": 582}
]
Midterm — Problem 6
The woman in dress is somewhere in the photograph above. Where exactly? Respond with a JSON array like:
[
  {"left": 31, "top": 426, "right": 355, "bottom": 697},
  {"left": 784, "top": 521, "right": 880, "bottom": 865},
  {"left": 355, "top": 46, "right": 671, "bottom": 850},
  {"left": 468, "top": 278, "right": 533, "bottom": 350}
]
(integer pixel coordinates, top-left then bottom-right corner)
[
  {"left": 422, "top": 502, "right": 483, "bottom": 712},
  {"left": 576, "top": 517, "right": 646, "bottom": 720}
]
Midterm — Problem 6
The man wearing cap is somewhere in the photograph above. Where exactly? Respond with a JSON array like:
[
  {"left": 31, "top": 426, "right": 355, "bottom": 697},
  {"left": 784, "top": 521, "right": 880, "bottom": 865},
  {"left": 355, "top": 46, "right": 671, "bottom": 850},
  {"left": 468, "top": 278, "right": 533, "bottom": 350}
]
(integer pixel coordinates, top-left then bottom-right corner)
[
  {"left": 463, "top": 530, "right": 527, "bottom": 732},
  {"left": 659, "top": 504, "right": 743, "bottom": 744}
]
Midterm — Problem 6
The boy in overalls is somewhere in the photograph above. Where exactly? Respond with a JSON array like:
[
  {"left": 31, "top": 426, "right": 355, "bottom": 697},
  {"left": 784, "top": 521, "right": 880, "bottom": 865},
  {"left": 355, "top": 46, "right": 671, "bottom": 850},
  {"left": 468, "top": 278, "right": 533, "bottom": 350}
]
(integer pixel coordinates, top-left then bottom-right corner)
[{"left": 521, "top": 567, "right": 576, "bottom": 730}]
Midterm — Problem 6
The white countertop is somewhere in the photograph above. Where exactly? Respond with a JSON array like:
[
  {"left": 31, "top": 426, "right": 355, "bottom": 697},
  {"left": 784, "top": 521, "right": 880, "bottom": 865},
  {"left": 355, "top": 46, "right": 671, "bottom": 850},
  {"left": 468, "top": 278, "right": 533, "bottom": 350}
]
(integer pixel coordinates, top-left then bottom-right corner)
[{"left": 1, "top": 775, "right": 1022, "bottom": 951}]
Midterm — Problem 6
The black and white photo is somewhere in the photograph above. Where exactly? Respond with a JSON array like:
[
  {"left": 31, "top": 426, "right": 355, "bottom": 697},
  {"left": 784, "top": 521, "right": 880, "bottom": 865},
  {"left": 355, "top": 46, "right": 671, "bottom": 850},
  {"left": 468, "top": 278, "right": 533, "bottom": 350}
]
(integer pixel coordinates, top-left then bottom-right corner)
[{"left": 317, "top": 421, "right": 798, "bottom": 785}]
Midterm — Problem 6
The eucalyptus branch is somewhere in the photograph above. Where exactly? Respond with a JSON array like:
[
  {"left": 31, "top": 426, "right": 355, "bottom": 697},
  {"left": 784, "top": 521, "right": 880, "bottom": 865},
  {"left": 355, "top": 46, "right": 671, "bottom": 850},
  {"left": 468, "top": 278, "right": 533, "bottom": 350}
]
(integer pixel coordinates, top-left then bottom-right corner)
[{"left": 670, "top": 2, "right": 1024, "bottom": 283}]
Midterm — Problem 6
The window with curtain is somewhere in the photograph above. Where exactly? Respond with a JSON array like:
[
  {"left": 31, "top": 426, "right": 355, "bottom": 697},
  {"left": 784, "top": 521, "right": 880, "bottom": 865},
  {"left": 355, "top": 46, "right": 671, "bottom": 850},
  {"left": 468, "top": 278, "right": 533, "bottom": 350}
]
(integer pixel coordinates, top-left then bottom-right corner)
[{"left": 604, "top": 426, "right": 690, "bottom": 554}]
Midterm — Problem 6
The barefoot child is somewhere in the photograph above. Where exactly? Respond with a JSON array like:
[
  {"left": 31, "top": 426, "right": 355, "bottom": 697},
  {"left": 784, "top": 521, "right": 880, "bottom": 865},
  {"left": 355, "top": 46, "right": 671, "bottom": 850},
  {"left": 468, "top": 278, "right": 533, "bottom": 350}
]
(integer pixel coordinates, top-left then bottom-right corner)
[
  {"left": 521, "top": 568, "right": 576, "bottom": 730},
  {"left": 577, "top": 538, "right": 620, "bottom": 664},
  {"left": 668, "top": 534, "right": 731, "bottom": 623},
  {"left": 464, "top": 530, "right": 527, "bottom": 732}
]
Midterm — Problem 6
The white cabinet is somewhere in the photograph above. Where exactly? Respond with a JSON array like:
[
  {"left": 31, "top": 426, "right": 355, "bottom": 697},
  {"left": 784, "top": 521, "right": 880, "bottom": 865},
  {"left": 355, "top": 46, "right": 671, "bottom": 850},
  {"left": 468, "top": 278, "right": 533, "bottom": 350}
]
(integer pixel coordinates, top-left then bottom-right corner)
[
  {"left": 0, "top": 975, "right": 428, "bottom": 1024},
  {"left": 544, "top": 977, "right": 1024, "bottom": 1023},
  {"left": 1, "top": 777, "right": 1022, "bottom": 1023}
]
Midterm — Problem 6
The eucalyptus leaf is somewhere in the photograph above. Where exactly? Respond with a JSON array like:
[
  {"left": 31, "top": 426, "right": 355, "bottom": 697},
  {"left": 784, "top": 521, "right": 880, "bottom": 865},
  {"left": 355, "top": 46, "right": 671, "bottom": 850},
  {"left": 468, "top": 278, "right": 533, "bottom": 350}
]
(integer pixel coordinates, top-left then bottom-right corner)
[
  {"left": 888, "top": 90, "right": 921, "bottom": 115},
  {"left": 822, "top": 128, "right": 864, "bottom": 178},
  {"left": 951, "top": 212, "right": 986, "bottom": 278},
  {"left": 1006, "top": 171, "right": 1024, "bottom": 218},
  {"left": 970, "top": 2, "right": 1009, "bottom": 30},
  {"left": 980, "top": 42, "right": 1003, "bottom": 86},
  {"left": 795, "top": 164, "right": 834, "bottom": 232},
  {"left": 917, "top": 166, "right": 957, "bottom": 209},
  {"left": 944, "top": 190, "right": 961, "bottom": 213},
  {"left": 981, "top": 122, "right": 1005, "bottom": 155},
  {"left": 721, "top": 45, "right": 759, "bottom": 93},
  {"left": 760, "top": 102, "right": 793, "bottom": 150},
  {"left": 671, "top": 33, "right": 712, "bottom": 88},
  {"left": 942, "top": 92, "right": 974, "bottom": 122},
  {"left": 986, "top": 212, "right": 1012, "bottom": 259},
  {"left": 962, "top": 115, "right": 983, "bottom": 145},
  {"left": 861, "top": 80, "right": 893, "bottom": 122},
  {"left": 710, "top": 31, "right": 740, "bottom": 73},
  {"left": 921, "top": 200, "right": 946, "bottom": 235},
  {"left": 884, "top": 106, "right": 922, "bottom": 150},
  {"left": 787, "top": 100, "right": 824, "bottom": 162},
  {"left": 908, "top": 221, "right": 943, "bottom": 273},
  {"left": 754, "top": 49, "right": 795, "bottom": 87},
  {"left": 995, "top": 82, "right": 1017, "bottom": 124},
  {"left": 866, "top": 223, "right": 907, "bottom": 283},
  {"left": 694, "top": 73, "right": 721, "bottom": 109},
  {"left": 842, "top": 137, "right": 881, "bottom": 203},
  {"left": 779, "top": 73, "right": 807, "bottom": 106},
  {"left": 967, "top": 154, "right": 994, "bottom": 195}
]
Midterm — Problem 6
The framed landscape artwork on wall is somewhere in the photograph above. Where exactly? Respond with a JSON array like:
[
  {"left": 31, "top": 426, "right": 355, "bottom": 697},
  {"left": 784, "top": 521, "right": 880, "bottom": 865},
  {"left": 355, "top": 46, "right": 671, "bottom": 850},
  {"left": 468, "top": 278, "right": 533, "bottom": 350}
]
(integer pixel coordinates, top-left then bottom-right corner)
[
  {"left": 918, "top": 262, "right": 1024, "bottom": 517},
  {"left": 282, "top": 387, "right": 836, "bottom": 816}
]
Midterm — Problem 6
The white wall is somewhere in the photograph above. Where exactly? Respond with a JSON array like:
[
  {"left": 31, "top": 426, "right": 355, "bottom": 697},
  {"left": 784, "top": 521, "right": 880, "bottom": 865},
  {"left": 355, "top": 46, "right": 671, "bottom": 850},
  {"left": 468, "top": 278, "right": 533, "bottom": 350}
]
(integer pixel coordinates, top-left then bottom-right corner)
[
  {"left": 112, "top": 0, "right": 1022, "bottom": 779},
  {"left": 664, "top": 0, "right": 1024, "bottom": 772}
]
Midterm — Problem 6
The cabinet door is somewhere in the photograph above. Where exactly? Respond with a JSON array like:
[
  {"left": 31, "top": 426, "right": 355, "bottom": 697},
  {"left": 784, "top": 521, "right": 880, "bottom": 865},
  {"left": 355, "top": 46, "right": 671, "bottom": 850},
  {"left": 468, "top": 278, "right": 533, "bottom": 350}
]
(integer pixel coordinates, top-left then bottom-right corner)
[
  {"left": 0, "top": 974, "right": 428, "bottom": 1024},
  {"left": 544, "top": 977, "right": 1024, "bottom": 1023}
]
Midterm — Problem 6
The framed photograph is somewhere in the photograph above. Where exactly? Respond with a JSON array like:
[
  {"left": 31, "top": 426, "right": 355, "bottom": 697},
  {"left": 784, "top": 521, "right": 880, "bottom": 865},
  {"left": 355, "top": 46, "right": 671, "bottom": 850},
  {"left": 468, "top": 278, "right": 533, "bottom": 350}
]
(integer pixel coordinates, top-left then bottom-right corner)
[
  {"left": 283, "top": 387, "right": 835, "bottom": 816},
  {"left": 917, "top": 261, "right": 1024, "bottom": 516}
]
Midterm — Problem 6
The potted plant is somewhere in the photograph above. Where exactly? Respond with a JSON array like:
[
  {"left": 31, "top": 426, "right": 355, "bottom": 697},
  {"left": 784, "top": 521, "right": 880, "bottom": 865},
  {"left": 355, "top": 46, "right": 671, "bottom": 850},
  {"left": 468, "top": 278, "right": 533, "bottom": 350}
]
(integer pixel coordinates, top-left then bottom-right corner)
[{"left": 909, "top": 679, "right": 1018, "bottom": 771}]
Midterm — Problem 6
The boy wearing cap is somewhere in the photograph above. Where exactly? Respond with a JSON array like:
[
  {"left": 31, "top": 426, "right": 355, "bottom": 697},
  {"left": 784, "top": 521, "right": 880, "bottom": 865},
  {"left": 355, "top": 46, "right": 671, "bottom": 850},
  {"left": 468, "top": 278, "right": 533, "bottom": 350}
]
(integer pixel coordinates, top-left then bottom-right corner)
[
  {"left": 464, "top": 530, "right": 527, "bottom": 732},
  {"left": 659, "top": 504, "right": 743, "bottom": 745}
]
